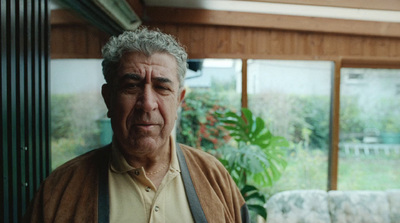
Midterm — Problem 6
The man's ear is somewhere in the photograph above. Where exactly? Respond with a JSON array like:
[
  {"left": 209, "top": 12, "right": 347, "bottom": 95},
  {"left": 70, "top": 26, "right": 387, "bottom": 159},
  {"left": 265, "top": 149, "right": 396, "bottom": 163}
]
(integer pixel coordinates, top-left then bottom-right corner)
[
  {"left": 175, "top": 87, "right": 186, "bottom": 121},
  {"left": 178, "top": 87, "right": 186, "bottom": 104},
  {"left": 101, "top": 84, "right": 113, "bottom": 118}
]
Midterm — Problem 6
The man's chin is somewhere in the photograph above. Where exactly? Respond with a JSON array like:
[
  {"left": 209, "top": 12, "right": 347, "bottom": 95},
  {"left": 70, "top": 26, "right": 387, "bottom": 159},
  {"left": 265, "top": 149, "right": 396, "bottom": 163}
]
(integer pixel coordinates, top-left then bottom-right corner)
[{"left": 119, "top": 136, "right": 166, "bottom": 155}]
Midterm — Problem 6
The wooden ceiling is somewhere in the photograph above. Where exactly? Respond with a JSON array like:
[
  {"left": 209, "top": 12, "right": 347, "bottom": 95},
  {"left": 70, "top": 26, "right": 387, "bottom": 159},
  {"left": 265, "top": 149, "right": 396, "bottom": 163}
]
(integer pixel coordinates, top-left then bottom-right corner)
[
  {"left": 140, "top": 0, "right": 400, "bottom": 21},
  {"left": 122, "top": 0, "right": 400, "bottom": 38},
  {"left": 51, "top": 0, "right": 400, "bottom": 38},
  {"left": 177, "top": 0, "right": 400, "bottom": 11},
  {"left": 235, "top": 0, "right": 400, "bottom": 11}
]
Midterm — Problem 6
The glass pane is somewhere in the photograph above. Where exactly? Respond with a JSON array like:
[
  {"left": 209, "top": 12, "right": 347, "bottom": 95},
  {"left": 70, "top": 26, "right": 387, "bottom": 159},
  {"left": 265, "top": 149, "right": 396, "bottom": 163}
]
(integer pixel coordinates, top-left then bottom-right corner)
[
  {"left": 339, "top": 68, "right": 400, "bottom": 190},
  {"left": 177, "top": 59, "right": 242, "bottom": 152},
  {"left": 51, "top": 59, "right": 110, "bottom": 170},
  {"left": 247, "top": 60, "right": 334, "bottom": 192}
]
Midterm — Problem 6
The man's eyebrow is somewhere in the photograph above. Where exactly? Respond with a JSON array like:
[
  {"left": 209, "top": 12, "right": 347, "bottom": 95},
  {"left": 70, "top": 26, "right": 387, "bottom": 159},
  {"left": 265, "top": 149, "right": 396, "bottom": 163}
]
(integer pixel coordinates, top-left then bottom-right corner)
[
  {"left": 153, "top": 77, "right": 172, "bottom": 84},
  {"left": 121, "top": 73, "right": 142, "bottom": 81},
  {"left": 119, "top": 74, "right": 173, "bottom": 84}
]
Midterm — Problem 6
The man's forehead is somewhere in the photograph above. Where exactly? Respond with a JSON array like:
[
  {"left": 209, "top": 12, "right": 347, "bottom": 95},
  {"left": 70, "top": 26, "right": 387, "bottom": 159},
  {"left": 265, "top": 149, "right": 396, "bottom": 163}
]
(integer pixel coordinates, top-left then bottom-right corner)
[
  {"left": 119, "top": 52, "right": 177, "bottom": 74},
  {"left": 119, "top": 73, "right": 173, "bottom": 84},
  {"left": 120, "top": 52, "right": 176, "bottom": 67}
]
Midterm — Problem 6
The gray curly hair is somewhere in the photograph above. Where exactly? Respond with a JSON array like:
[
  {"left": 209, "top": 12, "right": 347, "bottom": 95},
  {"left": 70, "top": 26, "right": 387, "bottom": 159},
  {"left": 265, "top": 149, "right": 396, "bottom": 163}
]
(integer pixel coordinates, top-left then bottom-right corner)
[{"left": 101, "top": 27, "right": 188, "bottom": 87}]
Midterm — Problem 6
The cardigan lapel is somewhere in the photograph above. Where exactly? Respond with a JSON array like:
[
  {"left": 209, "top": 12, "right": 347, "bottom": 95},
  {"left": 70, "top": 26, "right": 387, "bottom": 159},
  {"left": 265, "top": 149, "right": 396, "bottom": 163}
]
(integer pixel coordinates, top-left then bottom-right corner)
[{"left": 176, "top": 144, "right": 208, "bottom": 223}]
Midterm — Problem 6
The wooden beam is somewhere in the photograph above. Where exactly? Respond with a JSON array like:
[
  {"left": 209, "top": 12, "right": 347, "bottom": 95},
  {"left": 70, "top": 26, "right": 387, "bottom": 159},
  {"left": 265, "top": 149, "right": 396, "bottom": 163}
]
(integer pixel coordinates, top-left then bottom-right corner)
[
  {"left": 240, "top": 0, "right": 400, "bottom": 11},
  {"left": 341, "top": 57, "right": 400, "bottom": 69},
  {"left": 328, "top": 59, "right": 341, "bottom": 191},
  {"left": 145, "top": 7, "right": 400, "bottom": 38},
  {"left": 241, "top": 59, "right": 248, "bottom": 108}
]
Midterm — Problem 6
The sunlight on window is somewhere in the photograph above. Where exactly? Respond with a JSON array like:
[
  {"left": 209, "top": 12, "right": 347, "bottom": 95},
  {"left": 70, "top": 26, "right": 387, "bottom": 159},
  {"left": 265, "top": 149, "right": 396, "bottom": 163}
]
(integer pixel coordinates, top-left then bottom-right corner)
[
  {"left": 339, "top": 68, "right": 400, "bottom": 190},
  {"left": 50, "top": 59, "right": 109, "bottom": 170},
  {"left": 247, "top": 60, "right": 334, "bottom": 193},
  {"left": 177, "top": 59, "right": 242, "bottom": 152}
]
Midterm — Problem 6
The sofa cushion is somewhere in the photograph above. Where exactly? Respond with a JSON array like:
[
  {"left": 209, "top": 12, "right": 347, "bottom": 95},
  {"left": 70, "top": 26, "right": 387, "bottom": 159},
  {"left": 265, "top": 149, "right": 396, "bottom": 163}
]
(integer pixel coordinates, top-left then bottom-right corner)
[
  {"left": 328, "top": 191, "right": 390, "bottom": 223},
  {"left": 387, "top": 189, "right": 400, "bottom": 223},
  {"left": 266, "top": 190, "right": 331, "bottom": 223}
]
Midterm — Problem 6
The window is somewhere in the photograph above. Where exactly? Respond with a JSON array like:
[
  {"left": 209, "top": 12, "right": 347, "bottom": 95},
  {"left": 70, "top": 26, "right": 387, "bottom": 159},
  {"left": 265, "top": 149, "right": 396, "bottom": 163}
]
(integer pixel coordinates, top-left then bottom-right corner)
[
  {"left": 247, "top": 60, "right": 334, "bottom": 192},
  {"left": 51, "top": 58, "right": 400, "bottom": 191},
  {"left": 177, "top": 59, "right": 242, "bottom": 152},
  {"left": 339, "top": 68, "right": 400, "bottom": 190},
  {"left": 51, "top": 59, "right": 109, "bottom": 169}
]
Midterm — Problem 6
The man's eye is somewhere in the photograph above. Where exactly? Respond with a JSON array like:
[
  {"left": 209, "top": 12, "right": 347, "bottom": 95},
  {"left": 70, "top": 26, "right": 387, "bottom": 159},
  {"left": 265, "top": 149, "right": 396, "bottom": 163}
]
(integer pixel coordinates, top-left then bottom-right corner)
[
  {"left": 119, "top": 83, "right": 140, "bottom": 93},
  {"left": 155, "top": 85, "right": 171, "bottom": 91},
  {"left": 124, "top": 83, "right": 139, "bottom": 89}
]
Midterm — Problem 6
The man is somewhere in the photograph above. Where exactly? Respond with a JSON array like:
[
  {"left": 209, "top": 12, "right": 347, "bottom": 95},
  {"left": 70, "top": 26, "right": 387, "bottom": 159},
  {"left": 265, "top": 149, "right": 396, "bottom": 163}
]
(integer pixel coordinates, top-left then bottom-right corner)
[{"left": 24, "top": 27, "right": 249, "bottom": 223}]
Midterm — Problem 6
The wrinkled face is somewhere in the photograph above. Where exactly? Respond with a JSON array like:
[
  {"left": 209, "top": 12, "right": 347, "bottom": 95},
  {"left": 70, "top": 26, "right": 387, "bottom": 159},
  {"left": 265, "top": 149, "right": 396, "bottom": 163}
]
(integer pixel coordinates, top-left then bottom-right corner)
[{"left": 102, "top": 52, "right": 185, "bottom": 157}]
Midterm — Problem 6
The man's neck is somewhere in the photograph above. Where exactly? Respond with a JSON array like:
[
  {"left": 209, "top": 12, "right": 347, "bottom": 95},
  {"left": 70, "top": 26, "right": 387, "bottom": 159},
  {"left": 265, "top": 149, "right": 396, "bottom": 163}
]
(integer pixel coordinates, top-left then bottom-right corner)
[
  {"left": 123, "top": 141, "right": 170, "bottom": 168},
  {"left": 122, "top": 140, "right": 171, "bottom": 187}
]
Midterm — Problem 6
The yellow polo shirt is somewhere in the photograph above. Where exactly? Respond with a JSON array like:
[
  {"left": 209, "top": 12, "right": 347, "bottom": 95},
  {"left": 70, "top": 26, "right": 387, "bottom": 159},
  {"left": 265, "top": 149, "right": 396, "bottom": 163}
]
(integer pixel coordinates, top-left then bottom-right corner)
[{"left": 108, "top": 138, "right": 195, "bottom": 223}]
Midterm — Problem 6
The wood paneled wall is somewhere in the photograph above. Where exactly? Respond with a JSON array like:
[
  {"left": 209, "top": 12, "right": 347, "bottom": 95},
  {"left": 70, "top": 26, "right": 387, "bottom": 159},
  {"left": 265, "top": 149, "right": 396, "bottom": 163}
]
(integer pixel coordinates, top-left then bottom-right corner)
[
  {"left": 51, "top": 14, "right": 400, "bottom": 63},
  {"left": 51, "top": 25, "right": 109, "bottom": 58},
  {"left": 151, "top": 24, "right": 400, "bottom": 61},
  {"left": 50, "top": 10, "right": 110, "bottom": 58}
]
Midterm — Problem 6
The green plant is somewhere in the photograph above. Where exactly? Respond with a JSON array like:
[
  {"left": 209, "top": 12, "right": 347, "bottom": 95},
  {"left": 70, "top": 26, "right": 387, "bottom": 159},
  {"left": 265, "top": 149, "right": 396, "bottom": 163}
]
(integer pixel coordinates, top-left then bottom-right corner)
[{"left": 216, "top": 108, "right": 289, "bottom": 220}]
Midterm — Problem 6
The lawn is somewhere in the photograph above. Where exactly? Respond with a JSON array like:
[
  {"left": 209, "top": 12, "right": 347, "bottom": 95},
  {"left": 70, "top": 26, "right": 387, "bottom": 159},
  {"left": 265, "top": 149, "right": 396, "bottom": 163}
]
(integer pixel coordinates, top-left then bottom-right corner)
[{"left": 264, "top": 148, "right": 400, "bottom": 195}]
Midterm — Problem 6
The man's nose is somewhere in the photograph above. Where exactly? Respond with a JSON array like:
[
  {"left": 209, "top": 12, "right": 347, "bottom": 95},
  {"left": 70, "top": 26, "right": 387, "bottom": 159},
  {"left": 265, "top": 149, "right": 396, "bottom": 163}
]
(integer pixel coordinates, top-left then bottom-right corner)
[{"left": 137, "top": 85, "right": 158, "bottom": 112}]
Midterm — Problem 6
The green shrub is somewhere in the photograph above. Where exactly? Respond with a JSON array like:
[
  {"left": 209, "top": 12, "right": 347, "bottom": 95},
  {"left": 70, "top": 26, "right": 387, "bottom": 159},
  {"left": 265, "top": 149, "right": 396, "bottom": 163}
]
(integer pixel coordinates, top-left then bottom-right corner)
[{"left": 177, "top": 89, "right": 238, "bottom": 152}]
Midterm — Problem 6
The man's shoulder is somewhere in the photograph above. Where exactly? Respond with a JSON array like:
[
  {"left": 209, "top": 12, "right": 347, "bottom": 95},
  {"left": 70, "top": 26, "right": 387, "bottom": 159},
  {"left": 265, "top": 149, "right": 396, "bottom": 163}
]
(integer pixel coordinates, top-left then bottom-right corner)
[
  {"left": 178, "top": 143, "right": 216, "bottom": 159},
  {"left": 178, "top": 143, "right": 226, "bottom": 171},
  {"left": 47, "top": 145, "right": 111, "bottom": 182}
]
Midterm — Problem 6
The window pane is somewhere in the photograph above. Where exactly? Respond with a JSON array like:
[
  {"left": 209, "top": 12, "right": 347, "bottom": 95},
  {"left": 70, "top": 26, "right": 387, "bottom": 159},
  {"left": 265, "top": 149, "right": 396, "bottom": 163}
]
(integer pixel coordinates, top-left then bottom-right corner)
[
  {"left": 247, "top": 60, "right": 334, "bottom": 192},
  {"left": 339, "top": 68, "right": 400, "bottom": 190},
  {"left": 177, "top": 59, "right": 242, "bottom": 152},
  {"left": 51, "top": 59, "right": 110, "bottom": 170}
]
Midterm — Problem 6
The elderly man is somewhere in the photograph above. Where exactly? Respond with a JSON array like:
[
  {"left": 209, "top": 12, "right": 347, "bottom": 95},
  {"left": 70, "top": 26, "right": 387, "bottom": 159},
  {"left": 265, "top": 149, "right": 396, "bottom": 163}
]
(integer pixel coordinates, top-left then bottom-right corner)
[{"left": 24, "top": 28, "right": 249, "bottom": 223}]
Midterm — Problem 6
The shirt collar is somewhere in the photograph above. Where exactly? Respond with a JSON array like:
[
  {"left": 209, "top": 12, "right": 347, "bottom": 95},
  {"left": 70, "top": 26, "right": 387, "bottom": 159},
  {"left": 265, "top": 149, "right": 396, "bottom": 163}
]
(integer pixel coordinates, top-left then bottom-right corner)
[{"left": 110, "top": 136, "right": 180, "bottom": 174}]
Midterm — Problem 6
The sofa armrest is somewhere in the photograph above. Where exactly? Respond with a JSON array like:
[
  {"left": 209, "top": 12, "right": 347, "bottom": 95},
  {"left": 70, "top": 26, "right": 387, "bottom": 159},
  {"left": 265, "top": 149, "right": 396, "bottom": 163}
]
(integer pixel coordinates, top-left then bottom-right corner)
[
  {"left": 266, "top": 190, "right": 331, "bottom": 223},
  {"left": 387, "top": 189, "right": 400, "bottom": 223},
  {"left": 328, "top": 191, "right": 390, "bottom": 223}
]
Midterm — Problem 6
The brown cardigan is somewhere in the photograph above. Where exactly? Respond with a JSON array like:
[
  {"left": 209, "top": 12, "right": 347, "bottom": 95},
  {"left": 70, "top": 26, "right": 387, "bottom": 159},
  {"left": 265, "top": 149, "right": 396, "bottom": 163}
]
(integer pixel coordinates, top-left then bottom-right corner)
[{"left": 24, "top": 144, "right": 249, "bottom": 223}]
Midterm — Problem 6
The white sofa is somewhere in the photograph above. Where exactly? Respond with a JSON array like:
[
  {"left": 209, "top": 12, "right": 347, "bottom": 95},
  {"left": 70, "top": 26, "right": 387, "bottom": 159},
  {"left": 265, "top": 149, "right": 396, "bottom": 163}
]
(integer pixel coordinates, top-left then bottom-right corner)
[{"left": 265, "top": 189, "right": 400, "bottom": 223}]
